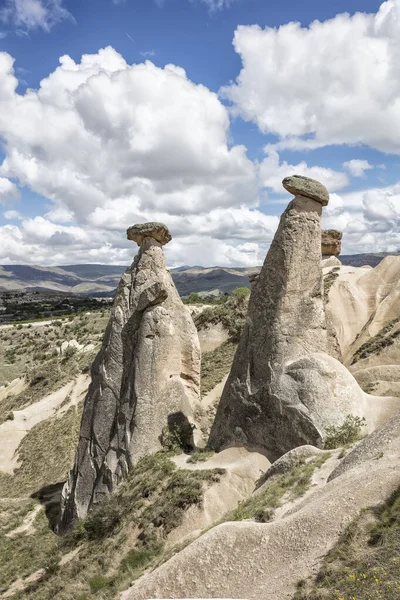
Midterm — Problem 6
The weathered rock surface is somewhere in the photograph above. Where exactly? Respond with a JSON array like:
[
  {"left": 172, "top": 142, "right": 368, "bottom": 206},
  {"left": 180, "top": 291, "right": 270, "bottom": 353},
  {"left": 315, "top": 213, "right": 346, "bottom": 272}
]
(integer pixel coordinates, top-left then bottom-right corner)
[
  {"left": 209, "top": 177, "right": 331, "bottom": 459},
  {"left": 209, "top": 177, "right": 399, "bottom": 460},
  {"left": 258, "top": 445, "right": 325, "bottom": 485},
  {"left": 324, "top": 256, "right": 400, "bottom": 363},
  {"left": 127, "top": 222, "right": 172, "bottom": 246},
  {"left": 321, "top": 229, "right": 342, "bottom": 257},
  {"left": 282, "top": 174, "right": 329, "bottom": 205},
  {"left": 121, "top": 450, "right": 400, "bottom": 600},
  {"left": 59, "top": 224, "right": 201, "bottom": 530},
  {"left": 321, "top": 255, "right": 341, "bottom": 268}
]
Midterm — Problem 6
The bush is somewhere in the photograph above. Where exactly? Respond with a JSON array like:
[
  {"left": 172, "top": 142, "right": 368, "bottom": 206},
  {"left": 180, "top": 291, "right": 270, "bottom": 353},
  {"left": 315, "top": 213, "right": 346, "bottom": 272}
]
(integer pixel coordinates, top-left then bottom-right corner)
[
  {"left": 88, "top": 575, "right": 114, "bottom": 593},
  {"left": 324, "top": 415, "right": 367, "bottom": 449}
]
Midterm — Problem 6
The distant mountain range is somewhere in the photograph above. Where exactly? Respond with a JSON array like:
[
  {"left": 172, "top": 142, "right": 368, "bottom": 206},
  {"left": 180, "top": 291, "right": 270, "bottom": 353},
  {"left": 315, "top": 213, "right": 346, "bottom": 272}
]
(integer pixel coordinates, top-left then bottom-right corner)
[{"left": 0, "top": 253, "right": 398, "bottom": 297}]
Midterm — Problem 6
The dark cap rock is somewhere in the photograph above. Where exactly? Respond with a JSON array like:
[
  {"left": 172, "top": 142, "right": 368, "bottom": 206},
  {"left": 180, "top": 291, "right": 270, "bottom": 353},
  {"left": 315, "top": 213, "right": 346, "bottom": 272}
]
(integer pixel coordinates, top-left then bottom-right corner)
[
  {"left": 282, "top": 175, "right": 329, "bottom": 206},
  {"left": 127, "top": 222, "right": 172, "bottom": 246}
]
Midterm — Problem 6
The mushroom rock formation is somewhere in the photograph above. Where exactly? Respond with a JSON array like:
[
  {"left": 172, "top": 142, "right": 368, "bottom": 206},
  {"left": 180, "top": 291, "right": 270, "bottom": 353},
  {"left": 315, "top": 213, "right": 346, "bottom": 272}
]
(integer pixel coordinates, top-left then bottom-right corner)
[
  {"left": 59, "top": 223, "right": 201, "bottom": 530},
  {"left": 322, "top": 229, "right": 342, "bottom": 257},
  {"left": 208, "top": 176, "right": 373, "bottom": 459}
]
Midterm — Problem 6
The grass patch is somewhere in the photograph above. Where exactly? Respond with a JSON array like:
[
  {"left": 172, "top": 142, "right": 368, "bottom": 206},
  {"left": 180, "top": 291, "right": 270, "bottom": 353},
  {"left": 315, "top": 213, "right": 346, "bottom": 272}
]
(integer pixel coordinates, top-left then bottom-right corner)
[
  {"left": 224, "top": 454, "right": 330, "bottom": 525},
  {"left": 5, "top": 452, "right": 224, "bottom": 600},
  {"left": 201, "top": 341, "right": 237, "bottom": 396},
  {"left": 0, "top": 360, "right": 79, "bottom": 425},
  {"left": 0, "top": 503, "right": 57, "bottom": 596},
  {"left": 187, "top": 451, "right": 215, "bottom": 464},
  {"left": 323, "top": 267, "right": 340, "bottom": 301},
  {"left": 294, "top": 486, "right": 400, "bottom": 600}
]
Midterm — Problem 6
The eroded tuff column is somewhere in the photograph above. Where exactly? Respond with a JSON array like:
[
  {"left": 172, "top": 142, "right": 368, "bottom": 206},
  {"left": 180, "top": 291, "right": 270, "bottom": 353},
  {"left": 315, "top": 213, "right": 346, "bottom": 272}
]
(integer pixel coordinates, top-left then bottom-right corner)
[
  {"left": 322, "top": 229, "right": 342, "bottom": 258},
  {"left": 209, "top": 176, "right": 330, "bottom": 459},
  {"left": 59, "top": 223, "right": 201, "bottom": 530}
]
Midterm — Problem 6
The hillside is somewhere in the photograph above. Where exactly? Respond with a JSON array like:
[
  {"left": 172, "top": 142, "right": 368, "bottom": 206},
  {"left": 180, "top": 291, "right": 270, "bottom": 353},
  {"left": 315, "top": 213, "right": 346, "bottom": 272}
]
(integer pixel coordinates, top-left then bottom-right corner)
[
  {"left": 0, "top": 255, "right": 397, "bottom": 297},
  {"left": 0, "top": 214, "right": 400, "bottom": 600},
  {"left": 0, "top": 264, "right": 258, "bottom": 297}
]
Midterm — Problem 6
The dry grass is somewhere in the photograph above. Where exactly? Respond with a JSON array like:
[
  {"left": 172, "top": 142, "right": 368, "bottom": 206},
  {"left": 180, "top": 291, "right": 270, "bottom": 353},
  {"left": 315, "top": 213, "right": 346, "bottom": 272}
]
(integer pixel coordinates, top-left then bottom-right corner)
[
  {"left": 0, "top": 310, "right": 110, "bottom": 388},
  {"left": 351, "top": 317, "right": 400, "bottom": 365},
  {"left": 225, "top": 454, "right": 330, "bottom": 524},
  {"left": 201, "top": 341, "right": 237, "bottom": 396},
  {"left": 294, "top": 486, "right": 400, "bottom": 600},
  {"left": 3, "top": 453, "right": 225, "bottom": 600},
  {"left": 0, "top": 404, "right": 83, "bottom": 499}
]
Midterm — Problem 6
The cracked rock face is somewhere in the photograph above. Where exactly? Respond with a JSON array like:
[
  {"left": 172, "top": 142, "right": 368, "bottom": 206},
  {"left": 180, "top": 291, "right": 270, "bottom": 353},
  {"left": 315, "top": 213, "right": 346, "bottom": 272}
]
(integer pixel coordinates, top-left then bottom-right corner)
[
  {"left": 59, "top": 226, "right": 201, "bottom": 530},
  {"left": 209, "top": 177, "right": 338, "bottom": 459}
]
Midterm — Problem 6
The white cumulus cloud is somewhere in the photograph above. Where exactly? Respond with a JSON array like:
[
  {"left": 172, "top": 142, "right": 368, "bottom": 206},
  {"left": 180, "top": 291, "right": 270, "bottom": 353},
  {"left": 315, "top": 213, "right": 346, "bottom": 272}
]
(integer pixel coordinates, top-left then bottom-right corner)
[
  {"left": 261, "top": 151, "right": 349, "bottom": 194},
  {"left": 223, "top": 0, "right": 400, "bottom": 154},
  {"left": 343, "top": 159, "right": 374, "bottom": 177},
  {"left": 0, "top": 177, "right": 19, "bottom": 203},
  {"left": 0, "top": 46, "right": 274, "bottom": 266},
  {"left": 0, "top": 0, "right": 74, "bottom": 32}
]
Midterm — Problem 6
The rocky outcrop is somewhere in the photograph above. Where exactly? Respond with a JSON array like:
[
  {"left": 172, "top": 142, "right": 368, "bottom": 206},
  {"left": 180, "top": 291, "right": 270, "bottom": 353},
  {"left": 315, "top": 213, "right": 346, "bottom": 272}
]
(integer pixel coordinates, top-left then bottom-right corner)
[
  {"left": 59, "top": 223, "right": 201, "bottom": 530},
  {"left": 208, "top": 177, "right": 398, "bottom": 460},
  {"left": 209, "top": 176, "right": 331, "bottom": 459},
  {"left": 322, "top": 229, "right": 342, "bottom": 257}
]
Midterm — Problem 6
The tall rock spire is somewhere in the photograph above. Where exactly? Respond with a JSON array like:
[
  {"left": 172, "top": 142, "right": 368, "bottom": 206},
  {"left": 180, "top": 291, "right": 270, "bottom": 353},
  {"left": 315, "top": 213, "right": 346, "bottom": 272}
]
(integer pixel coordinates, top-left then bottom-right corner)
[
  {"left": 59, "top": 223, "right": 201, "bottom": 530},
  {"left": 209, "top": 176, "right": 330, "bottom": 459}
]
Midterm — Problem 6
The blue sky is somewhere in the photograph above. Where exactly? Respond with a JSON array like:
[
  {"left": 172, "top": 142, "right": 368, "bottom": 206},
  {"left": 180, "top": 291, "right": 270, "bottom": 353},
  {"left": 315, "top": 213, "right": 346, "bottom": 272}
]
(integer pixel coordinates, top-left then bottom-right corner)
[{"left": 0, "top": 0, "right": 399, "bottom": 266}]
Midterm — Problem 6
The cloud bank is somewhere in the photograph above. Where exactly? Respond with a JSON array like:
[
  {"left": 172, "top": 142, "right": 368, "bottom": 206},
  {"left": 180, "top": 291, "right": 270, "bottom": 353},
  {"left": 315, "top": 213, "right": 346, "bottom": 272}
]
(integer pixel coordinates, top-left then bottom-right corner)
[{"left": 1, "top": 1, "right": 400, "bottom": 266}]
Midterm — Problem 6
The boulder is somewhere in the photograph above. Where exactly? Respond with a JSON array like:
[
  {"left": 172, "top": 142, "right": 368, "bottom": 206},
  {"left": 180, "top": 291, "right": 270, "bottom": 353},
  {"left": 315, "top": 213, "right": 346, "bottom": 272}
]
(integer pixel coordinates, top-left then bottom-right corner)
[
  {"left": 282, "top": 175, "right": 329, "bottom": 206},
  {"left": 321, "top": 229, "right": 342, "bottom": 257},
  {"left": 321, "top": 256, "right": 341, "bottom": 268},
  {"left": 59, "top": 223, "right": 201, "bottom": 530},
  {"left": 127, "top": 222, "right": 171, "bottom": 246}
]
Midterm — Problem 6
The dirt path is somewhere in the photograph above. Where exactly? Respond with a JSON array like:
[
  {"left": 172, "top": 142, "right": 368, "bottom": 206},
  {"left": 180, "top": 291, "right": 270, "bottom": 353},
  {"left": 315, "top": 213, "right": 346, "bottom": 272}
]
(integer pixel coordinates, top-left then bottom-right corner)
[{"left": 0, "top": 320, "right": 55, "bottom": 331}]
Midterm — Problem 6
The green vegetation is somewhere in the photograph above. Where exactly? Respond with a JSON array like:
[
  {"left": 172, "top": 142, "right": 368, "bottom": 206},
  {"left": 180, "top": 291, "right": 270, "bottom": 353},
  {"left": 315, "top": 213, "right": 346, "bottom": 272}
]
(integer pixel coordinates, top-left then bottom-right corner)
[
  {"left": 201, "top": 340, "right": 237, "bottom": 396},
  {"left": 351, "top": 317, "right": 400, "bottom": 365},
  {"left": 0, "top": 309, "right": 109, "bottom": 390},
  {"left": 0, "top": 290, "right": 111, "bottom": 324},
  {"left": 0, "top": 503, "right": 58, "bottom": 596},
  {"left": 1, "top": 452, "right": 224, "bottom": 600},
  {"left": 224, "top": 454, "right": 330, "bottom": 524},
  {"left": 324, "top": 415, "right": 367, "bottom": 450},
  {"left": 187, "top": 450, "right": 215, "bottom": 464},
  {"left": 183, "top": 292, "right": 228, "bottom": 305},
  {"left": 195, "top": 287, "right": 250, "bottom": 342},
  {"left": 294, "top": 486, "right": 400, "bottom": 600}
]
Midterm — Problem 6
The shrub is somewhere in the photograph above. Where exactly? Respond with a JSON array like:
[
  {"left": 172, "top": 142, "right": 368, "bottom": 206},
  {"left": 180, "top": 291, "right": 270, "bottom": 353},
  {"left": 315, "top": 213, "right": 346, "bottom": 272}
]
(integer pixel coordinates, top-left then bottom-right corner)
[
  {"left": 324, "top": 415, "right": 367, "bottom": 449},
  {"left": 63, "top": 345, "right": 78, "bottom": 360},
  {"left": 187, "top": 450, "right": 215, "bottom": 464},
  {"left": 88, "top": 575, "right": 114, "bottom": 594}
]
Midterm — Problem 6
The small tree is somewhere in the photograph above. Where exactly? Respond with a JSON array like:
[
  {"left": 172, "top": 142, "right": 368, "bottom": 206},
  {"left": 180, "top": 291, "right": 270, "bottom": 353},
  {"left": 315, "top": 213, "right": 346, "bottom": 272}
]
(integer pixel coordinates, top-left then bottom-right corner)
[
  {"left": 188, "top": 292, "right": 201, "bottom": 304},
  {"left": 324, "top": 415, "right": 367, "bottom": 449}
]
